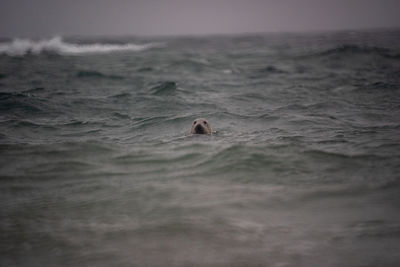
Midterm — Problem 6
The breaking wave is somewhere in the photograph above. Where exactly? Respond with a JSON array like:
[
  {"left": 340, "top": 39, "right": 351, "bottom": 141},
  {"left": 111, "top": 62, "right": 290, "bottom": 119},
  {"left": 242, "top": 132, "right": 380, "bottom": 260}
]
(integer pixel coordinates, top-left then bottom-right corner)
[{"left": 0, "top": 36, "right": 159, "bottom": 56}]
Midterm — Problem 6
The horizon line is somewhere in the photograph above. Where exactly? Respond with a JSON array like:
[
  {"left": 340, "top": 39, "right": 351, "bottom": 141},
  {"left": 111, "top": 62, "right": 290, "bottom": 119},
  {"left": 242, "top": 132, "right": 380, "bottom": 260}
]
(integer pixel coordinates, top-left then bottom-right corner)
[{"left": 1, "top": 26, "right": 400, "bottom": 40}]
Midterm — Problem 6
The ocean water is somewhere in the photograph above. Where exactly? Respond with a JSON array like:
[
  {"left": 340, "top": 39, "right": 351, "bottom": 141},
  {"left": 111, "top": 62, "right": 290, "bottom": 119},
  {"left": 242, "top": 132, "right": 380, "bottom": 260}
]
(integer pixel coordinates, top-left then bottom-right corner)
[{"left": 1, "top": 30, "right": 400, "bottom": 267}]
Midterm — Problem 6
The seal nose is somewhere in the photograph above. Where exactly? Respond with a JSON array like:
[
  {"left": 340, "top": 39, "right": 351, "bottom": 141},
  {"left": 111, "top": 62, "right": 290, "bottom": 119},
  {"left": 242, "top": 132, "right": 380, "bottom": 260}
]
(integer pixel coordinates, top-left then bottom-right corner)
[{"left": 195, "top": 124, "right": 205, "bottom": 134}]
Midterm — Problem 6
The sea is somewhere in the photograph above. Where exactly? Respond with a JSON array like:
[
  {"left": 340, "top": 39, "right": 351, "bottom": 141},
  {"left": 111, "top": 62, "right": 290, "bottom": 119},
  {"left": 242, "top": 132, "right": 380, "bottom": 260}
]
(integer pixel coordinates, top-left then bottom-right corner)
[{"left": 1, "top": 29, "right": 400, "bottom": 267}]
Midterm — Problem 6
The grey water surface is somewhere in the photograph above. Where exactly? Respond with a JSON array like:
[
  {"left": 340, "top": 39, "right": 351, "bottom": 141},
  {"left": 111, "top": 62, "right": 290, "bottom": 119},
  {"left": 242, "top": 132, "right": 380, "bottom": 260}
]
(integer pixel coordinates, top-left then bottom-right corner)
[{"left": 1, "top": 30, "right": 400, "bottom": 266}]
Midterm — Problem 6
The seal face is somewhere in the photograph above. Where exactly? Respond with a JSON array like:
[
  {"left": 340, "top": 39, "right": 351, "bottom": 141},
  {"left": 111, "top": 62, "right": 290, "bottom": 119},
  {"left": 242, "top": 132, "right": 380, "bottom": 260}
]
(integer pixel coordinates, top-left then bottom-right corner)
[{"left": 190, "top": 118, "right": 212, "bottom": 135}]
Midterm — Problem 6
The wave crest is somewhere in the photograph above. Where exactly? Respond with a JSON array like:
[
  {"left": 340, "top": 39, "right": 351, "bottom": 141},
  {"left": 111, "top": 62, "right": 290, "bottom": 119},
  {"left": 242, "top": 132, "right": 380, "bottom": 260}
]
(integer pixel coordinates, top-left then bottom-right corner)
[
  {"left": 0, "top": 36, "right": 159, "bottom": 56},
  {"left": 316, "top": 44, "right": 395, "bottom": 58}
]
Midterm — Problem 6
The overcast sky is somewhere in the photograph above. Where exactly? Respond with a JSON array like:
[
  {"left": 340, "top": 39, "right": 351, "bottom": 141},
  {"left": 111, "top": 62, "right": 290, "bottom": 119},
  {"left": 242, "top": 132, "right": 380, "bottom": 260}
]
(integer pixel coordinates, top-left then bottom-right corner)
[{"left": 1, "top": 0, "right": 400, "bottom": 38}]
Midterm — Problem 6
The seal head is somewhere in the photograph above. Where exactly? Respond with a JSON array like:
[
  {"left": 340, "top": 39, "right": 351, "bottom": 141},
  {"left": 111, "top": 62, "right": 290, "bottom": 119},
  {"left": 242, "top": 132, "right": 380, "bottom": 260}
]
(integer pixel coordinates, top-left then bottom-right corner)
[{"left": 190, "top": 118, "right": 212, "bottom": 135}]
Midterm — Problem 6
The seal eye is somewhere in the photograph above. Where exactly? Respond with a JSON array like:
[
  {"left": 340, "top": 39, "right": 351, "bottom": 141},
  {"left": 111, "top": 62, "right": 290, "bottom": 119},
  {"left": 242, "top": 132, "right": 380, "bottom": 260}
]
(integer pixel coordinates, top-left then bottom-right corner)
[
  {"left": 203, "top": 121, "right": 207, "bottom": 125},
  {"left": 193, "top": 121, "right": 196, "bottom": 125}
]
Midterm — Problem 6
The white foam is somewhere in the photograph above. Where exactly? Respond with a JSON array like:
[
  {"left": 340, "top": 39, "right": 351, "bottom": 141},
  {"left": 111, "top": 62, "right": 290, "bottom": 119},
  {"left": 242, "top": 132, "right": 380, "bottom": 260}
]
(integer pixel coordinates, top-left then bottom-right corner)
[{"left": 0, "top": 36, "right": 159, "bottom": 56}]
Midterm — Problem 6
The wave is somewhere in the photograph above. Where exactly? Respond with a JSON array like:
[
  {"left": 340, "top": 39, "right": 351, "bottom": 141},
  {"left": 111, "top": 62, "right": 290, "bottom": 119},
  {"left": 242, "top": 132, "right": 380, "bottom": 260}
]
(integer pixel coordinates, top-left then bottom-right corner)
[
  {"left": 0, "top": 36, "right": 159, "bottom": 56},
  {"left": 313, "top": 44, "right": 399, "bottom": 58},
  {"left": 76, "top": 70, "right": 125, "bottom": 80},
  {"left": 150, "top": 81, "right": 178, "bottom": 95},
  {"left": 320, "top": 44, "right": 389, "bottom": 55},
  {"left": 0, "top": 92, "right": 44, "bottom": 113}
]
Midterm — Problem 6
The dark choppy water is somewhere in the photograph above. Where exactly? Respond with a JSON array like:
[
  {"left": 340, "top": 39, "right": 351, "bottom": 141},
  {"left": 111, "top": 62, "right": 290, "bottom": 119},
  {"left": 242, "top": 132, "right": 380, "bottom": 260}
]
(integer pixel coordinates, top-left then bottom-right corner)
[{"left": 1, "top": 30, "right": 400, "bottom": 267}]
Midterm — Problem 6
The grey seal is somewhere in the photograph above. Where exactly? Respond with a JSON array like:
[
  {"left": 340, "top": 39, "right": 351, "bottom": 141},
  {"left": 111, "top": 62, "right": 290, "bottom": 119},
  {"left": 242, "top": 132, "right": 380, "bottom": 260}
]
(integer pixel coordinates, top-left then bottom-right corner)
[{"left": 190, "top": 118, "right": 213, "bottom": 135}]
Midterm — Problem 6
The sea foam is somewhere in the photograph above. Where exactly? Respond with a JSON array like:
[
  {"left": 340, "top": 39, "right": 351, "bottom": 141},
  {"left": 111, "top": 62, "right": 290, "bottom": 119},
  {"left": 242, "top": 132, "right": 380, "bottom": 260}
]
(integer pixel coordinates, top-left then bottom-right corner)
[{"left": 0, "top": 36, "right": 159, "bottom": 56}]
